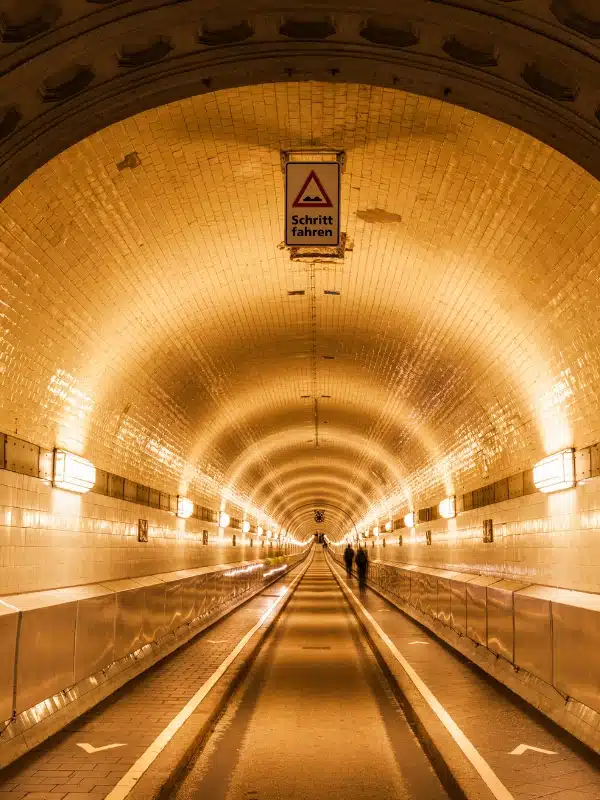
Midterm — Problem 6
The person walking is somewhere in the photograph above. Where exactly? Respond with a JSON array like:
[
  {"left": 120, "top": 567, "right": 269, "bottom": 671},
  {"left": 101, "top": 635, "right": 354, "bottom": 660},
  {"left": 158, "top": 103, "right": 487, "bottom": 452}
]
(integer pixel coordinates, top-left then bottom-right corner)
[
  {"left": 356, "top": 545, "right": 369, "bottom": 590},
  {"left": 343, "top": 542, "right": 355, "bottom": 577}
]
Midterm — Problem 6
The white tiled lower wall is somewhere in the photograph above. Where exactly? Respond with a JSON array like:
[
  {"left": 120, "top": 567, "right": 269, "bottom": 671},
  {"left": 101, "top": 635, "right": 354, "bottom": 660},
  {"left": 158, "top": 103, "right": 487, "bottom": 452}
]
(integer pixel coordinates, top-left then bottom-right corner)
[
  {"left": 0, "top": 469, "right": 278, "bottom": 595},
  {"left": 369, "top": 480, "right": 600, "bottom": 593}
]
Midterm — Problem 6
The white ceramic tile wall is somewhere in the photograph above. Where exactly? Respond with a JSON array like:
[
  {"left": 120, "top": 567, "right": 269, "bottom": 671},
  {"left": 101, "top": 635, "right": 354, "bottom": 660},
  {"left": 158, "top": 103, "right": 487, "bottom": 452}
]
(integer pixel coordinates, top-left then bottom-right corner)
[
  {"left": 0, "top": 469, "right": 278, "bottom": 595},
  {"left": 368, "top": 479, "right": 600, "bottom": 593}
]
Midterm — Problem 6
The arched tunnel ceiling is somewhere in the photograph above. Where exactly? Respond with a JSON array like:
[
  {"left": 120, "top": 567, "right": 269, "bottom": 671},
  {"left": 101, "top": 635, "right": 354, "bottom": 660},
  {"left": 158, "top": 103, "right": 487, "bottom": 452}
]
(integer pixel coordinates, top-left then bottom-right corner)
[{"left": 2, "top": 81, "right": 600, "bottom": 539}]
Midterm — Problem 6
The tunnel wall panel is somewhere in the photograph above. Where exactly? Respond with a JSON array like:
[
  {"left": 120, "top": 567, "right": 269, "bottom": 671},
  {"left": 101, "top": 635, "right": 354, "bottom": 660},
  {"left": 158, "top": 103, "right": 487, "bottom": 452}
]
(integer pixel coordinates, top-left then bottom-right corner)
[
  {"left": 0, "top": 602, "right": 19, "bottom": 722},
  {"left": 513, "top": 588, "right": 553, "bottom": 685},
  {"left": 553, "top": 599, "right": 600, "bottom": 716}
]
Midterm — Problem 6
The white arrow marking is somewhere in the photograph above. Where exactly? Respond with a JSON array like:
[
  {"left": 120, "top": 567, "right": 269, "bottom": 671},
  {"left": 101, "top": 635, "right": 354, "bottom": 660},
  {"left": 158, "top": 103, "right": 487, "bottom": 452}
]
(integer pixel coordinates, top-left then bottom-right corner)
[
  {"left": 77, "top": 743, "right": 127, "bottom": 754},
  {"left": 206, "top": 639, "right": 226, "bottom": 644},
  {"left": 510, "top": 744, "right": 557, "bottom": 756},
  {"left": 409, "top": 641, "right": 429, "bottom": 645}
]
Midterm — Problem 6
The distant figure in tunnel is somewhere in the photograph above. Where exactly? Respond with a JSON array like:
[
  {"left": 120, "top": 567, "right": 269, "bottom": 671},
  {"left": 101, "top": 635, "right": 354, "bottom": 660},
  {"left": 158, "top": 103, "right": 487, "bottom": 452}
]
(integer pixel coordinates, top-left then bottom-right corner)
[
  {"left": 356, "top": 545, "right": 369, "bottom": 590},
  {"left": 343, "top": 542, "right": 355, "bottom": 577}
]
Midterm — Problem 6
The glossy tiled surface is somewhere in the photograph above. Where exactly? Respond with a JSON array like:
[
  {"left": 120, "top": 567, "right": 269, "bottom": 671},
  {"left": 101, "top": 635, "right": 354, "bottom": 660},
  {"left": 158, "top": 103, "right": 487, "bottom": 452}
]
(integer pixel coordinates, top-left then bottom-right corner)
[
  {"left": 0, "top": 470, "right": 289, "bottom": 595},
  {"left": 2, "top": 82, "right": 600, "bottom": 585}
]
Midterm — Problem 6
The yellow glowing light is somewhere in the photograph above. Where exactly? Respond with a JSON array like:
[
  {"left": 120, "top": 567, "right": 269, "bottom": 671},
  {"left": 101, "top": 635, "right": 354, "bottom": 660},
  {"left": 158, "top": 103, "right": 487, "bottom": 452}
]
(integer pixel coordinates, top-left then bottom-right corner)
[
  {"left": 438, "top": 496, "right": 456, "bottom": 519},
  {"left": 267, "top": 529, "right": 272, "bottom": 539},
  {"left": 177, "top": 496, "right": 194, "bottom": 518},
  {"left": 257, "top": 526, "right": 263, "bottom": 537},
  {"left": 53, "top": 450, "right": 95, "bottom": 494},
  {"left": 404, "top": 512, "right": 417, "bottom": 528},
  {"left": 533, "top": 449, "right": 575, "bottom": 493},
  {"left": 373, "top": 526, "right": 380, "bottom": 537},
  {"left": 385, "top": 521, "right": 392, "bottom": 532},
  {"left": 242, "top": 520, "right": 251, "bottom": 533},
  {"left": 219, "top": 512, "right": 230, "bottom": 528}
]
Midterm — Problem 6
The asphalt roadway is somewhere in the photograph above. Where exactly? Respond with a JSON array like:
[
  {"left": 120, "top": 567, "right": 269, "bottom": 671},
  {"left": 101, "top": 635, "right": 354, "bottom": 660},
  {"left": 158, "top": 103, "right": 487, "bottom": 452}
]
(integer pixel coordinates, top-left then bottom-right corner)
[{"left": 172, "top": 549, "right": 449, "bottom": 800}]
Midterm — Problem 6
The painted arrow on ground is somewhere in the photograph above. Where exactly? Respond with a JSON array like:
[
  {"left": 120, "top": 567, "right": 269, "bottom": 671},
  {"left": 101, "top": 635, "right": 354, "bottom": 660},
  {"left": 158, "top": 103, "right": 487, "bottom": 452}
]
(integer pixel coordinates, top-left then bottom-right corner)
[
  {"left": 76, "top": 743, "right": 127, "bottom": 754},
  {"left": 510, "top": 744, "right": 557, "bottom": 756}
]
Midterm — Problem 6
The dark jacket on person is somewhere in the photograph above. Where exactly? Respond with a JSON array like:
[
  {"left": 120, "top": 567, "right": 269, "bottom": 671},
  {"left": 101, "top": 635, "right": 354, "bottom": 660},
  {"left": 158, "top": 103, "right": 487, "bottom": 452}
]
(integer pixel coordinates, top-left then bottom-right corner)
[
  {"left": 344, "top": 545, "right": 355, "bottom": 565},
  {"left": 356, "top": 547, "right": 368, "bottom": 571}
]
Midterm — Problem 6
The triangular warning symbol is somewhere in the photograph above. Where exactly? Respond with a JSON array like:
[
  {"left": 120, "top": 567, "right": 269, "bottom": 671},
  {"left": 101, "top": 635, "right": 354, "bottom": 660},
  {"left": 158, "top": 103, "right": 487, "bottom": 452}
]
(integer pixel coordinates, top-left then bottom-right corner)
[{"left": 292, "top": 170, "right": 333, "bottom": 208}]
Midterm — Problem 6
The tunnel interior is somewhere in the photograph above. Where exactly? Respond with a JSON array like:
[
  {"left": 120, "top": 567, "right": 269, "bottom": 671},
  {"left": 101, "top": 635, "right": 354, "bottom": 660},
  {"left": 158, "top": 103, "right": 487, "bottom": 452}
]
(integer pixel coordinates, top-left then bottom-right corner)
[{"left": 3, "top": 1, "right": 600, "bottom": 782}]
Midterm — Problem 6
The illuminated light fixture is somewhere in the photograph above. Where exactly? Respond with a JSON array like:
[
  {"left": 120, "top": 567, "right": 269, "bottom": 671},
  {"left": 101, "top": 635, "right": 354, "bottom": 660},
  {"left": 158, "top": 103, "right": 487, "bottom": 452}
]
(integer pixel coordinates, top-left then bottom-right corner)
[
  {"left": 53, "top": 450, "right": 96, "bottom": 494},
  {"left": 385, "top": 520, "right": 392, "bottom": 532},
  {"left": 177, "top": 496, "right": 194, "bottom": 519},
  {"left": 533, "top": 449, "right": 575, "bottom": 493},
  {"left": 266, "top": 529, "right": 273, "bottom": 539},
  {"left": 438, "top": 496, "right": 456, "bottom": 519},
  {"left": 373, "top": 526, "right": 380, "bottom": 537},
  {"left": 242, "top": 520, "right": 251, "bottom": 534},
  {"left": 257, "top": 526, "right": 263, "bottom": 537},
  {"left": 404, "top": 511, "right": 417, "bottom": 528},
  {"left": 219, "top": 511, "right": 230, "bottom": 528}
]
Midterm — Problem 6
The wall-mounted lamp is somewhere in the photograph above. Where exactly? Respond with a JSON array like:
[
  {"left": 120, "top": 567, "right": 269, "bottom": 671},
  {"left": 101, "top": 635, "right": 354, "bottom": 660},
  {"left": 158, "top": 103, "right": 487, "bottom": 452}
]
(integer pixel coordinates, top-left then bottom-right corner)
[
  {"left": 438, "top": 496, "right": 456, "bottom": 519},
  {"left": 533, "top": 448, "right": 575, "bottom": 493},
  {"left": 404, "top": 511, "right": 417, "bottom": 528},
  {"left": 242, "top": 520, "right": 251, "bottom": 534},
  {"left": 373, "top": 526, "right": 380, "bottom": 537},
  {"left": 219, "top": 511, "right": 230, "bottom": 528},
  {"left": 177, "top": 496, "right": 194, "bottom": 519},
  {"left": 53, "top": 449, "right": 96, "bottom": 494},
  {"left": 385, "top": 520, "right": 392, "bottom": 532},
  {"left": 266, "top": 529, "right": 273, "bottom": 539},
  {"left": 257, "top": 526, "right": 263, "bottom": 537}
]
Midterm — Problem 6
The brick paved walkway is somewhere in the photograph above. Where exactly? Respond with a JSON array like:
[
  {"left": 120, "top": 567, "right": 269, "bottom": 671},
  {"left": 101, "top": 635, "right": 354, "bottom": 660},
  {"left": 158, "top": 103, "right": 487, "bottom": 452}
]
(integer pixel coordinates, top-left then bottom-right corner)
[
  {"left": 0, "top": 565, "right": 304, "bottom": 800},
  {"left": 330, "top": 559, "right": 600, "bottom": 800}
]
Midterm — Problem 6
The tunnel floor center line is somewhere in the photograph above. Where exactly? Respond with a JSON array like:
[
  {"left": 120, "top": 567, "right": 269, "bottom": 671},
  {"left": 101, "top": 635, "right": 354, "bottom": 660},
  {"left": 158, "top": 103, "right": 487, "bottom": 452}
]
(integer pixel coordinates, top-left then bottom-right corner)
[
  {"left": 103, "top": 557, "right": 312, "bottom": 800},
  {"left": 330, "top": 558, "right": 515, "bottom": 800}
]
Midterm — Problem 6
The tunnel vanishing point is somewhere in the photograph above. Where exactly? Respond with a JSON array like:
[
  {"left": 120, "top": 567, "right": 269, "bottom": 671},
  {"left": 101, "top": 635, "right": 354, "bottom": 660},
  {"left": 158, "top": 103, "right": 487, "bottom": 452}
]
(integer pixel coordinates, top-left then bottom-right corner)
[{"left": 2, "top": 1, "right": 600, "bottom": 799}]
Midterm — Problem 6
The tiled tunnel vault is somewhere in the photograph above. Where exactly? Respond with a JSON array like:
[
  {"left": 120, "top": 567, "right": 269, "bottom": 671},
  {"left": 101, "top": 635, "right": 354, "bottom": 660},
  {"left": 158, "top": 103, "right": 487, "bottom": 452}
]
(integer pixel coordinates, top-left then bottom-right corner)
[{"left": 2, "top": 81, "right": 600, "bottom": 542}]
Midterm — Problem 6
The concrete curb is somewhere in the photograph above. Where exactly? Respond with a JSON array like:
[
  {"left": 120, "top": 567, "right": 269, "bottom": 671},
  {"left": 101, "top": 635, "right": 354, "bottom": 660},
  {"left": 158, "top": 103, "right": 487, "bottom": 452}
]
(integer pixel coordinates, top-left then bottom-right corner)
[
  {"left": 126, "top": 549, "right": 314, "bottom": 800},
  {"left": 327, "top": 555, "right": 500, "bottom": 800}
]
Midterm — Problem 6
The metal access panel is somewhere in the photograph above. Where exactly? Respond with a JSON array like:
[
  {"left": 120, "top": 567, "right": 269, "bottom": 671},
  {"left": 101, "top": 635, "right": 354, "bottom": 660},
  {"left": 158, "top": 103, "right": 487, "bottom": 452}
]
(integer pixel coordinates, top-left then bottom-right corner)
[
  {"left": 5, "top": 435, "right": 39, "bottom": 477},
  {"left": 0, "top": 601, "right": 19, "bottom": 722},
  {"left": 514, "top": 587, "right": 553, "bottom": 684},
  {"left": 124, "top": 479, "right": 137, "bottom": 502},
  {"left": 508, "top": 472, "right": 524, "bottom": 499},
  {"left": 486, "top": 580, "right": 529, "bottom": 662}
]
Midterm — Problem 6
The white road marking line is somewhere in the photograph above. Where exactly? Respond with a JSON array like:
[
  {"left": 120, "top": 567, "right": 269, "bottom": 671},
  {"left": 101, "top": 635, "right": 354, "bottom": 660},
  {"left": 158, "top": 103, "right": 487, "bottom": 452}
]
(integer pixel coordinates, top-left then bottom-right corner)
[
  {"left": 104, "top": 557, "right": 312, "bottom": 800},
  {"left": 409, "top": 641, "right": 429, "bottom": 645},
  {"left": 510, "top": 744, "right": 557, "bottom": 756},
  {"left": 206, "top": 639, "right": 227, "bottom": 644},
  {"left": 77, "top": 743, "right": 126, "bottom": 754},
  {"left": 333, "top": 568, "right": 514, "bottom": 800}
]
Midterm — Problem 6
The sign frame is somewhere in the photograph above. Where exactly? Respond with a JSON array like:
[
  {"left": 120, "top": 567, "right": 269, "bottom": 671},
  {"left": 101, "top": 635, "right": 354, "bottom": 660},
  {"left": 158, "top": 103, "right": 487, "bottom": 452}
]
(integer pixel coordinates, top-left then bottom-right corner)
[{"left": 285, "top": 161, "right": 341, "bottom": 247}]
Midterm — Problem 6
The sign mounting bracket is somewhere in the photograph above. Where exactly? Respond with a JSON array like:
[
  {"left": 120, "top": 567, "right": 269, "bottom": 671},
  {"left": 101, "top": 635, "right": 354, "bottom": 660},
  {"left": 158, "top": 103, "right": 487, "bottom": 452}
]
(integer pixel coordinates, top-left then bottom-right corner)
[{"left": 280, "top": 149, "right": 346, "bottom": 173}]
